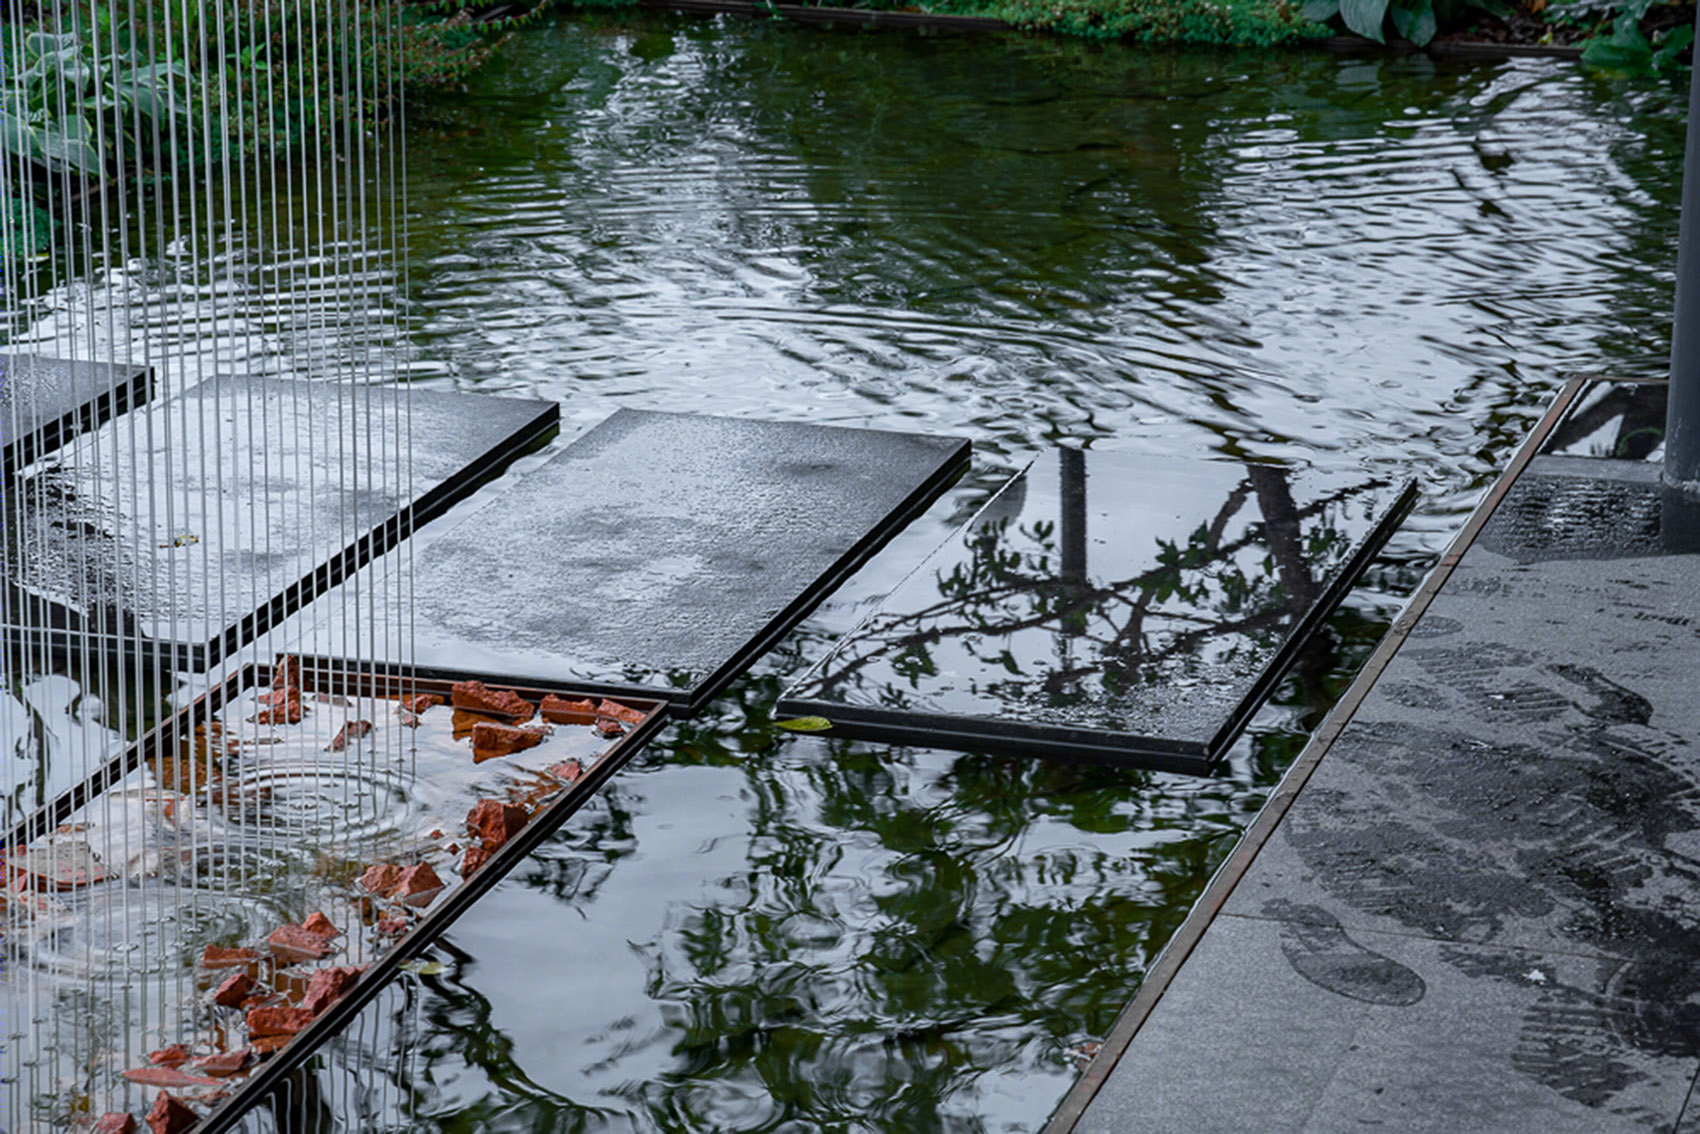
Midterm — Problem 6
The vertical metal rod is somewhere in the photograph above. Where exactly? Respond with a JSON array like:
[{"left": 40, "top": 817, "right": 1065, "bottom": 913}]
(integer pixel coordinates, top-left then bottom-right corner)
[
  {"left": 1060, "top": 446, "right": 1087, "bottom": 583},
  {"left": 1666, "top": 8, "right": 1700, "bottom": 491}
]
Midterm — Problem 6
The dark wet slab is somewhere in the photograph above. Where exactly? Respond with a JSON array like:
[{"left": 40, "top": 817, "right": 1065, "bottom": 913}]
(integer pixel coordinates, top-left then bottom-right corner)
[
  {"left": 2, "top": 377, "right": 557, "bottom": 668},
  {"left": 0, "top": 354, "right": 152, "bottom": 473},
  {"left": 1072, "top": 380, "right": 1700, "bottom": 1132},
  {"left": 306, "top": 409, "right": 969, "bottom": 710},
  {"left": 779, "top": 449, "right": 1413, "bottom": 772}
]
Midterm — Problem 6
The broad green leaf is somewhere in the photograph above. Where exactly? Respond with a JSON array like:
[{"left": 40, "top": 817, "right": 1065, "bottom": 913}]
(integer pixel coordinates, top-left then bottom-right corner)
[
  {"left": 1390, "top": 0, "right": 1437, "bottom": 44},
  {"left": 1339, "top": 0, "right": 1390, "bottom": 41},
  {"left": 1582, "top": 12, "right": 1653, "bottom": 75},
  {"left": 775, "top": 716, "right": 834, "bottom": 733},
  {"left": 1653, "top": 23, "right": 1694, "bottom": 72},
  {"left": 1301, "top": 0, "right": 1341, "bottom": 22},
  {"left": 0, "top": 110, "right": 41, "bottom": 163},
  {"left": 39, "top": 118, "right": 103, "bottom": 175}
]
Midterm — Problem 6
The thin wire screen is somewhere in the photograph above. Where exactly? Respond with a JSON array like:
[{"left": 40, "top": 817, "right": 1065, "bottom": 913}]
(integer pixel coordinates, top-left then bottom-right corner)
[{"left": 2, "top": 0, "right": 414, "bottom": 1128}]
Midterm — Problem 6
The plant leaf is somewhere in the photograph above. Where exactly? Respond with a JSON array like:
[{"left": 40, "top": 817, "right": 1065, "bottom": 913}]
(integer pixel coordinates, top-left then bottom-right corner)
[
  {"left": 775, "top": 716, "right": 834, "bottom": 733},
  {"left": 1301, "top": 0, "right": 1341, "bottom": 22},
  {"left": 1390, "top": 0, "right": 1438, "bottom": 44},
  {"left": 1340, "top": 0, "right": 1391, "bottom": 41}
]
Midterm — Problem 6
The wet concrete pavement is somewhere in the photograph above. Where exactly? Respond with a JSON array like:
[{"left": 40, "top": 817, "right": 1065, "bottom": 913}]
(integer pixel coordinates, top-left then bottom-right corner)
[{"left": 1054, "top": 378, "right": 1700, "bottom": 1133}]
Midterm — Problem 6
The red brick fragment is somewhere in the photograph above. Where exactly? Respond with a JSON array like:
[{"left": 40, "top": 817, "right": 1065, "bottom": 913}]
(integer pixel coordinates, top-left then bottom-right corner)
[
  {"left": 267, "top": 923, "right": 334, "bottom": 963},
  {"left": 394, "top": 863, "right": 444, "bottom": 907},
  {"left": 401, "top": 693, "right": 443, "bottom": 714},
  {"left": 376, "top": 916, "right": 408, "bottom": 937},
  {"left": 122, "top": 1066, "right": 222, "bottom": 1088},
  {"left": 201, "top": 945, "right": 261, "bottom": 968},
  {"left": 539, "top": 694, "right": 597, "bottom": 724},
  {"left": 250, "top": 690, "right": 302, "bottom": 725},
  {"left": 398, "top": 709, "right": 422, "bottom": 728},
  {"left": 93, "top": 1114, "right": 137, "bottom": 1134},
  {"left": 326, "top": 720, "right": 373, "bottom": 752},
  {"left": 213, "top": 971, "right": 256, "bottom": 1008},
  {"left": 247, "top": 1033, "right": 292, "bottom": 1054},
  {"left": 146, "top": 1094, "right": 199, "bottom": 1134},
  {"left": 460, "top": 844, "right": 492, "bottom": 878},
  {"left": 190, "top": 1048, "right": 251, "bottom": 1077},
  {"left": 467, "top": 800, "right": 528, "bottom": 849},
  {"left": 547, "top": 760, "right": 584, "bottom": 784},
  {"left": 301, "top": 911, "right": 340, "bottom": 940},
  {"left": 449, "top": 681, "right": 535, "bottom": 722},
  {"left": 147, "top": 1045, "right": 192, "bottom": 1067},
  {"left": 302, "top": 965, "right": 364, "bottom": 1014},
  {"left": 597, "top": 699, "right": 647, "bottom": 726},
  {"left": 593, "top": 717, "right": 625, "bottom": 739},
  {"left": 357, "top": 863, "right": 403, "bottom": 896},
  {"left": 271, "top": 655, "right": 301, "bottom": 691},
  {"left": 470, "top": 721, "right": 547, "bottom": 763},
  {"left": 246, "top": 1005, "right": 315, "bottom": 1037}
]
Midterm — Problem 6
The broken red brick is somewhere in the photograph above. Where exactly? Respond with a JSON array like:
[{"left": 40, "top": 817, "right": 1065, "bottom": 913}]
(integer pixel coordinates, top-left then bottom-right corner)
[
  {"left": 302, "top": 965, "right": 364, "bottom": 1014},
  {"left": 460, "top": 844, "right": 492, "bottom": 878},
  {"left": 357, "top": 862, "right": 403, "bottom": 896},
  {"left": 593, "top": 717, "right": 625, "bottom": 739},
  {"left": 597, "top": 699, "right": 647, "bottom": 726},
  {"left": 122, "top": 1066, "right": 222, "bottom": 1088},
  {"left": 267, "top": 924, "right": 334, "bottom": 964},
  {"left": 470, "top": 721, "right": 547, "bottom": 763},
  {"left": 147, "top": 1045, "right": 192, "bottom": 1067},
  {"left": 394, "top": 863, "right": 444, "bottom": 907},
  {"left": 401, "top": 693, "right": 443, "bottom": 714},
  {"left": 271, "top": 655, "right": 301, "bottom": 691},
  {"left": 449, "top": 681, "right": 535, "bottom": 722},
  {"left": 539, "top": 694, "right": 597, "bottom": 724},
  {"left": 213, "top": 971, "right": 256, "bottom": 1008},
  {"left": 246, "top": 1005, "right": 315, "bottom": 1037},
  {"left": 376, "top": 916, "right": 408, "bottom": 937},
  {"left": 250, "top": 690, "right": 302, "bottom": 726},
  {"left": 398, "top": 709, "right": 422, "bottom": 728},
  {"left": 467, "top": 800, "right": 528, "bottom": 849},
  {"left": 546, "top": 759, "right": 584, "bottom": 784},
  {"left": 146, "top": 1094, "right": 199, "bottom": 1134},
  {"left": 201, "top": 945, "right": 261, "bottom": 968},
  {"left": 190, "top": 1048, "right": 251, "bottom": 1077},
  {"left": 93, "top": 1114, "right": 137, "bottom": 1134},
  {"left": 301, "top": 911, "right": 340, "bottom": 940},
  {"left": 326, "top": 720, "right": 373, "bottom": 752}
]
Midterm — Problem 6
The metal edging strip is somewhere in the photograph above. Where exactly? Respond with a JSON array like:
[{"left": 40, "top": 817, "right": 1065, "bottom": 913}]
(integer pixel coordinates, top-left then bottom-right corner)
[{"left": 1040, "top": 375, "right": 1592, "bottom": 1134}]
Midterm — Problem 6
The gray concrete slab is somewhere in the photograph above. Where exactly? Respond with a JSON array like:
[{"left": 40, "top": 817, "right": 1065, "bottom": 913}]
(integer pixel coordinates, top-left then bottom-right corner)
[
  {"left": 1064, "top": 380, "right": 1700, "bottom": 1134},
  {"left": 1077, "top": 912, "right": 1698, "bottom": 1134},
  {"left": 0, "top": 353, "right": 151, "bottom": 473},
  {"left": 777, "top": 451, "right": 1412, "bottom": 773},
  {"left": 307, "top": 409, "right": 969, "bottom": 710},
  {"left": 3, "top": 377, "right": 557, "bottom": 667}
]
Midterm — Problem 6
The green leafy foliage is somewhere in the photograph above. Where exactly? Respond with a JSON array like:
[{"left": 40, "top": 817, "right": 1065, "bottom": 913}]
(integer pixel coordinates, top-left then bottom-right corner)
[
  {"left": 1302, "top": 0, "right": 1512, "bottom": 45},
  {"left": 960, "top": 0, "right": 1323, "bottom": 43},
  {"left": 1562, "top": 0, "right": 1695, "bottom": 75}
]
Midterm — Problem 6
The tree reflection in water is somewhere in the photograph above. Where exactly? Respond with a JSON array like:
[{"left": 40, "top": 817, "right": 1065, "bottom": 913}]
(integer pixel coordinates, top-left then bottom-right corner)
[{"left": 783, "top": 449, "right": 1408, "bottom": 769}]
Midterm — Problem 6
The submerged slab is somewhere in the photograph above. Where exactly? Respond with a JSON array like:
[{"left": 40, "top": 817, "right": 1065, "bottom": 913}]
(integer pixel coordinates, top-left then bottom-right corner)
[
  {"left": 0, "top": 353, "right": 153, "bottom": 473},
  {"left": 311, "top": 409, "right": 970, "bottom": 710},
  {"left": 3, "top": 377, "right": 557, "bottom": 668},
  {"left": 777, "top": 449, "right": 1414, "bottom": 773}
]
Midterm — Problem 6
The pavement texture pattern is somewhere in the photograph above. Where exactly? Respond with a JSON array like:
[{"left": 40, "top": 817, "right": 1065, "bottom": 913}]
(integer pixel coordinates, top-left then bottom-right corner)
[{"left": 1075, "top": 442, "right": 1700, "bottom": 1132}]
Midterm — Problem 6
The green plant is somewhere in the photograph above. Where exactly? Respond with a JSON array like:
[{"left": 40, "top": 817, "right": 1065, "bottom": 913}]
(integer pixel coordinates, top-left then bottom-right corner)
[
  {"left": 1300, "top": 0, "right": 1512, "bottom": 45},
  {"left": 994, "top": 0, "right": 1323, "bottom": 44},
  {"left": 1560, "top": 0, "right": 1694, "bottom": 75}
]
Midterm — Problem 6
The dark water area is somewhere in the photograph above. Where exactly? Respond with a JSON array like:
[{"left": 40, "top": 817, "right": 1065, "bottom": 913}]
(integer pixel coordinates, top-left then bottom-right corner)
[
  {"left": 4, "top": 9, "right": 1688, "bottom": 1133},
  {"left": 304, "top": 17, "right": 1685, "bottom": 1132}
]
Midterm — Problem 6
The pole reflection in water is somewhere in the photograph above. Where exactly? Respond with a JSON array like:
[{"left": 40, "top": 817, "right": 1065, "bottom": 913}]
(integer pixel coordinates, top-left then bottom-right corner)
[{"left": 782, "top": 448, "right": 1414, "bottom": 771}]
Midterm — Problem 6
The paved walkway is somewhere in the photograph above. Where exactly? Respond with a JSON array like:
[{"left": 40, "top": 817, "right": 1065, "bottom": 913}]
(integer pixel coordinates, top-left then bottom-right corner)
[{"left": 1052, "top": 378, "right": 1700, "bottom": 1133}]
